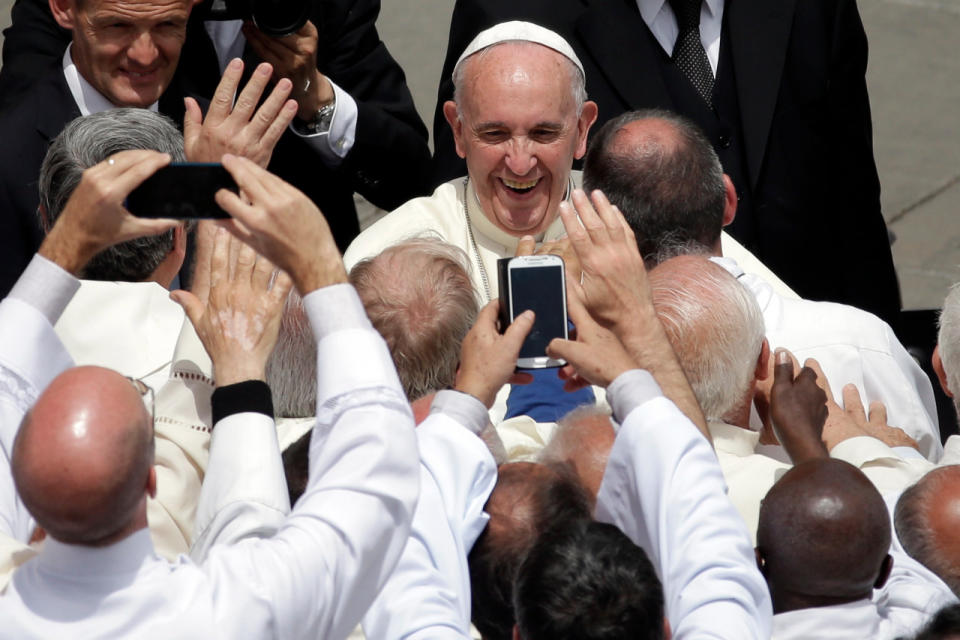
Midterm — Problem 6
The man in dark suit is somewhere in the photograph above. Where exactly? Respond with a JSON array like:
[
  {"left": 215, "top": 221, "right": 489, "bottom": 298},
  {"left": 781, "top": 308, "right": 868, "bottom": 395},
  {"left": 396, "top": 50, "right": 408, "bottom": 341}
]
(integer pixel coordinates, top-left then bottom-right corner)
[
  {"left": 0, "top": 0, "right": 431, "bottom": 296},
  {"left": 430, "top": 0, "right": 902, "bottom": 326}
]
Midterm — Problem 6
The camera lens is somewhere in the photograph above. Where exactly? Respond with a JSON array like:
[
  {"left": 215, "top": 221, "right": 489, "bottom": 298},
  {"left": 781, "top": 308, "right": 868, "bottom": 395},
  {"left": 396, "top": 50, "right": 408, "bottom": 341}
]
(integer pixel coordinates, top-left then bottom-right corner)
[{"left": 251, "top": 0, "right": 313, "bottom": 37}]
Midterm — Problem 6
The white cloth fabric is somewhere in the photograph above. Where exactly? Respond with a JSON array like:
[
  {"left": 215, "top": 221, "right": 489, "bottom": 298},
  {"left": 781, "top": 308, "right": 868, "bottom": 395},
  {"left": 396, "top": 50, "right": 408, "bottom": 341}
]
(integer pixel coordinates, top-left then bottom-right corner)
[
  {"left": 203, "top": 20, "right": 358, "bottom": 165},
  {"left": 596, "top": 370, "right": 772, "bottom": 639},
  {"left": 0, "top": 277, "right": 420, "bottom": 640},
  {"left": 771, "top": 599, "right": 913, "bottom": 640},
  {"left": 362, "top": 390, "right": 496, "bottom": 639},
  {"left": 54, "top": 280, "right": 183, "bottom": 392},
  {"left": 637, "top": 0, "right": 724, "bottom": 75},
  {"left": 713, "top": 255, "right": 942, "bottom": 461}
]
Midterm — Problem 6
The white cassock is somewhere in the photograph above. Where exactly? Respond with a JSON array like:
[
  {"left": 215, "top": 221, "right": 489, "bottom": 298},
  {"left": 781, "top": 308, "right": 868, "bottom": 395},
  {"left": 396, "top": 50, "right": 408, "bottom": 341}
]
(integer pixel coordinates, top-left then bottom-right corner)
[
  {"left": 0, "top": 261, "right": 420, "bottom": 640},
  {"left": 712, "top": 255, "right": 942, "bottom": 461},
  {"left": 595, "top": 370, "right": 773, "bottom": 639},
  {"left": 362, "top": 389, "right": 497, "bottom": 639}
]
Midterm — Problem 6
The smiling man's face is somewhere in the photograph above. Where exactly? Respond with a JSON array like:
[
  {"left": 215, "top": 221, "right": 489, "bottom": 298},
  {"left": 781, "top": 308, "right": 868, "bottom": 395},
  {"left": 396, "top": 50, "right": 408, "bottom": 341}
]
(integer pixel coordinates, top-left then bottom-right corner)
[
  {"left": 55, "top": 0, "right": 191, "bottom": 108},
  {"left": 444, "top": 43, "right": 597, "bottom": 237}
]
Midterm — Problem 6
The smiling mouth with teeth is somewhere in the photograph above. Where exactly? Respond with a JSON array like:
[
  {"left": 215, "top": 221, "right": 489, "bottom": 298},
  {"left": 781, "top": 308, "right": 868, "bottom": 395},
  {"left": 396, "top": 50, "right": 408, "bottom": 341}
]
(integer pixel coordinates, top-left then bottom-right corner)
[{"left": 502, "top": 177, "right": 540, "bottom": 194}]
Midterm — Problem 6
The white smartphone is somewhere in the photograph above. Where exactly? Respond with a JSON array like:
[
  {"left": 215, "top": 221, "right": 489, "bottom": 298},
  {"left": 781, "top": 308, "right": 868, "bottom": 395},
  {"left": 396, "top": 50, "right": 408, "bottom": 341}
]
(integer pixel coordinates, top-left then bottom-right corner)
[{"left": 506, "top": 254, "right": 568, "bottom": 369}]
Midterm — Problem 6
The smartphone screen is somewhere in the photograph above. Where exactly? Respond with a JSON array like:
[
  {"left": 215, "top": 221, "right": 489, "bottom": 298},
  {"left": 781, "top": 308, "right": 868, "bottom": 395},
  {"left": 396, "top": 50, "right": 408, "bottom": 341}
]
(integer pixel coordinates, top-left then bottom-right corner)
[
  {"left": 508, "top": 256, "right": 568, "bottom": 368},
  {"left": 126, "top": 162, "right": 237, "bottom": 219}
]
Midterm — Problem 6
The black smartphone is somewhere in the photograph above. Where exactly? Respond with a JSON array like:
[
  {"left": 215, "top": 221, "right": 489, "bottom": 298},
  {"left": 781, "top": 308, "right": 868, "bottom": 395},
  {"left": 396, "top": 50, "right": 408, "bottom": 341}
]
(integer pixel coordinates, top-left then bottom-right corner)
[
  {"left": 126, "top": 162, "right": 237, "bottom": 219},
  {"left": 498, "top": 255, "right": 568, "bottom": 369}
]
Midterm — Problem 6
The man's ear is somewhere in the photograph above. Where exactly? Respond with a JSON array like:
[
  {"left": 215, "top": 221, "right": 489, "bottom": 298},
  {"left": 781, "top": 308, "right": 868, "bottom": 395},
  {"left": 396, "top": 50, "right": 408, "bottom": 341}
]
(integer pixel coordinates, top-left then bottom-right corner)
[
  {"left": 49, "top": 0, "right": 78, "bottom": 30},
  {"left": 755, "top": 548, "right": 768, "bottom": 576},
  {"left": 933, "top": 345, "right": 954, "bottom": 397},
  {"left": 573, "top": 100, "right": 599, "bottom": 159},
  {"left": 443, "top": 101, "right": 467, "bottom": 160},
  {"left": 874, "top": 554, "right": 893, "bottom": 590},
  {"left": 755, "top": 338, "right": 771, "bottom": 382},
  {"left": 512, "top": 623, "right": 523, "bottom": 640},
  {"left": 722, "top": 174, "right": 737, "bottom": 227},
  {"left": 147, "top": 466, "right": 157, "bottom": 499},
  {"left": 663, "top": 616, "right": 672, "bottom": 640}
]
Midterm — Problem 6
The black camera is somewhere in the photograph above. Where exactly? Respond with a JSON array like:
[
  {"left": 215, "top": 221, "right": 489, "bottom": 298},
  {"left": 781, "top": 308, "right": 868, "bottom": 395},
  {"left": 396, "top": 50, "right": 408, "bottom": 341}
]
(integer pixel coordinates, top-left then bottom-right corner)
[{"left": 198, "top": 0, "right": 313, "bottom": 38}]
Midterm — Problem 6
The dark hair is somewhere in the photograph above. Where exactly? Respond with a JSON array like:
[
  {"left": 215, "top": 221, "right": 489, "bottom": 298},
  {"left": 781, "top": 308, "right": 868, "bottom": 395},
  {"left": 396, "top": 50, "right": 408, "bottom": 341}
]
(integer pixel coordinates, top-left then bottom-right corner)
[
  {"left": 515, "top": 520, "right": 664, "bottom": 640},
  {"left": 282, "top": 430, "right": 312, "bottom": 507},
  {"left": 907, "top": 603, "right": 960, "bottom": 640},
  {"left": 468, "top": 462, "right": 592, "bottom": 640},
  {"left": 39, "top": 109, "right": 185, "bottom": 281},
  {"left": 582, "top": 108, "right": 725, "bottom": 265}
]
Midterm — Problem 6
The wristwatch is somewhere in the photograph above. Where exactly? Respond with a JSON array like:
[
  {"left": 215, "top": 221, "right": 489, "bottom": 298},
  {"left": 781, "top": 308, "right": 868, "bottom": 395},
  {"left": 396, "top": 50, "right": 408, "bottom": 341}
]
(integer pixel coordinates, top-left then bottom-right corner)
[{"left": 294, "top": 97, "right": 336, "bottom": 135}]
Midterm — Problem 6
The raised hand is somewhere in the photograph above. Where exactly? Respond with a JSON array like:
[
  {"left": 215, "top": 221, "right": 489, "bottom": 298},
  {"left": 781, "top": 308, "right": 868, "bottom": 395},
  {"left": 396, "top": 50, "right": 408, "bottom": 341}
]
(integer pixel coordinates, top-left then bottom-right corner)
[
  {"left": 455, "top": 300, "right": 534, "bottom": 408},
  {"left": 171, "top": 228, "right": 293, "bottom": 386},
  {"left": 184, "top": 59, "right": 298, "bottom": 168},
  {"left": 214, "top": 154, "right": 346, "bottom": 295},
  {"left": 768, "top": 349, "right": 829, "bottom": 464},
  {"left": 39, "top": 150, "right": 177, "bottom": 275}
]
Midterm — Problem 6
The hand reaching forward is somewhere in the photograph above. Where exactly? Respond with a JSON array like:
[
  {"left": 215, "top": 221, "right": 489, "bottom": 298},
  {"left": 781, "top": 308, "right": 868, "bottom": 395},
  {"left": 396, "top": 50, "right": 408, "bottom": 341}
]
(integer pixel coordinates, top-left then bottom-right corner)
[
  {"left": 455, "top": 300, "right": 534, "bottom": 408},
  {"left": 184, "top": 59, "right": 298, "bottom": 168},
  {"left": 171, "top": 228, "right": 293, "bottom": 386},
  {"left": 214, "top": 154, "right": 346, "bottom": 295},
  {"left": 39, "top": 150, "right": 177, "bottom": 275},
  {"left": 768, "top": 349, "right": 829, "bottom": 464}
]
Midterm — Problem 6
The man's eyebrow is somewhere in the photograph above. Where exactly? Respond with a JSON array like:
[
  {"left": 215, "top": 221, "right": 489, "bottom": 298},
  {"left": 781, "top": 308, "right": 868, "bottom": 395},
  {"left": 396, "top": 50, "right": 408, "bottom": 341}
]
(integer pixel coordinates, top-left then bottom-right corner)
[{"left": 471, "top": 121, "right": 565, "bottom": 131}]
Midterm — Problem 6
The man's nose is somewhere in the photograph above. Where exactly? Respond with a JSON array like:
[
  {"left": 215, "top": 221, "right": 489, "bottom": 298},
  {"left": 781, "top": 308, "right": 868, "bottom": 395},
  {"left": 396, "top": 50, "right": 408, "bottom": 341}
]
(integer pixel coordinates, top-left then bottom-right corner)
[
  {"left": 127, "top": 32, "right": 159, "bottom": 67},
  {"left": 504, "top": 138, "right": 537, "bottom": 176}
]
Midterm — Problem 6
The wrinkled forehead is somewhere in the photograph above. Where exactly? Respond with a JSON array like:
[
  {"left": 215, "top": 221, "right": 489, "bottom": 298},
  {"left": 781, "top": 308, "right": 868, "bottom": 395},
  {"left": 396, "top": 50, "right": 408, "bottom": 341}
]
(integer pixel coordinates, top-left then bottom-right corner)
[{"left": 76, "top": 0, "right": 192, "bottom": 23}]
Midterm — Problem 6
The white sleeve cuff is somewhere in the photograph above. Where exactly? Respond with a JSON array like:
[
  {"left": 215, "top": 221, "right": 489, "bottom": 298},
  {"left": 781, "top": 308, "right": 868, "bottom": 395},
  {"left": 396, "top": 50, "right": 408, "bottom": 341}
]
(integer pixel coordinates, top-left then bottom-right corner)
[
  {"left": 288, "top": 79, "right": 358, "bottom": 166},
  {"left": 304, "top": 283, "right": 372, "bottom": 340},
  {"left": 429, "top": 390, "right": 489, "bottom": 436},
  {"left": 8, "top": 254, "right": 81, "bottom": 325},
  {"left": 606, "top": 369, "right": 664, "bottom": 426}
]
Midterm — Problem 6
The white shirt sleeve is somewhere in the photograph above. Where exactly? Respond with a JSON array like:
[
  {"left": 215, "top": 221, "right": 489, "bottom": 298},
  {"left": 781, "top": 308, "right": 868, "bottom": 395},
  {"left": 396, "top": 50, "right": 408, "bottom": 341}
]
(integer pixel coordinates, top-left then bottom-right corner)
[
  {"left": 362, "top": 390, "right": 496, "bottom": 639},
  {"left": 0, "top": 255, "right": 78, "bottom": 542},
  {"left": 190, "top": 411, "right": 289, "bottom": 562},
  {"left": 596, "top": 369, "right": 773, "bottom": 640},
  {"left": 202, "top": 283, "right": 420, "bottom": 640},
  {"left": 289, "top": 79, "right": 358, "bottom": 166}
]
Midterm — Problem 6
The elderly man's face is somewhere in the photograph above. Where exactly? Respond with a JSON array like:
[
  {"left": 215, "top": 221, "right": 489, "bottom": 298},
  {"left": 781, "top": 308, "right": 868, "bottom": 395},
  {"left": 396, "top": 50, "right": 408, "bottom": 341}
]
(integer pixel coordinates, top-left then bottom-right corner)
[
  {"left": 52, "top": 0, "right": 192, "bottom": 108},
  {"left": 444, "top": 44, "right": 597, "bottom": 236}
]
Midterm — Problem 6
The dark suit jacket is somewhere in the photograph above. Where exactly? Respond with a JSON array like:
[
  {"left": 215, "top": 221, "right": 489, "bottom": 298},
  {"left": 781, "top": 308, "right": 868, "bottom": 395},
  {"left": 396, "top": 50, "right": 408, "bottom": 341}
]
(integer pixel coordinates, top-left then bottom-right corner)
[
  {"left": 0, "top": 63, "right": 188, "bottom": 296},
  {"left": 430, "top": 0, "right": 902, "bottom": 324},
  {"left": 0, "top": 0, "right": 432, "bottom": 293}
]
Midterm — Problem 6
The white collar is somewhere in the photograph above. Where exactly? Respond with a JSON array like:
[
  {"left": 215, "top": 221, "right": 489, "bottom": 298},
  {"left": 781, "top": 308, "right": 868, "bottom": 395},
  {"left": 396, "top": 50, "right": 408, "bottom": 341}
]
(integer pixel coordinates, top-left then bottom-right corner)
[
  {"left": 62, "top": 44, "right": 159, "bottom": 116},
  {"left": 637, "top": 0, "right": 724, "bottom": 25},
  {"left": 708, "top": 420, "right": 760, "bottom": 457},
  {"left": 773, "top": 599, "right": 883, "bottom": 639},
  {"left": 37, "top": 528, "right": 157, "bottom": 579}
]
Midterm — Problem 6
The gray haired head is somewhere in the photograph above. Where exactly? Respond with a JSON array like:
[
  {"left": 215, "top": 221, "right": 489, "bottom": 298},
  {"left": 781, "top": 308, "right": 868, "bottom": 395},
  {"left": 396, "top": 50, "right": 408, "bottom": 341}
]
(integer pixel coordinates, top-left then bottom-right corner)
[{"left": 39, "top": 108, "right": 186, "bottom": 282}]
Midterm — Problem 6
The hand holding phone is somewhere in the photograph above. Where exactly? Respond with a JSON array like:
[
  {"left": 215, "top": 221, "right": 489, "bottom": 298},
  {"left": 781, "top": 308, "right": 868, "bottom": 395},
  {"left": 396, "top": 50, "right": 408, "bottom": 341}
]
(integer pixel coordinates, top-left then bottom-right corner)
[{"left": 498, "top": 255, "right": 568, "bottom": 369}]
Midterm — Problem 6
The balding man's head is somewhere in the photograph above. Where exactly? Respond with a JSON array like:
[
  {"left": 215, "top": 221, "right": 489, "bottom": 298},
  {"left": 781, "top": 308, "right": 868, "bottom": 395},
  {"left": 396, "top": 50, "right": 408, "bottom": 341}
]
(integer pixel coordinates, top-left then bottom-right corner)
[
  {"left": 469, "top": 461, "right": 592, "bottom": 640},
  {"left": 12, "top": 366, "right": 155, "bottom": 546},
  {"left": 895, "top": 466, "right": 960, "bottom": 597},
  {"left": 583, "top": 109, "right": 730, "bottom": 265},
  {"left": 757, "top": 459, "right": 892, "bottom": 613},
  {"left": 539, "top": 405, "right": 616, "bottom": 504},
  {"left": 649, "top": 255, "right": 766, "bottom": 425}
]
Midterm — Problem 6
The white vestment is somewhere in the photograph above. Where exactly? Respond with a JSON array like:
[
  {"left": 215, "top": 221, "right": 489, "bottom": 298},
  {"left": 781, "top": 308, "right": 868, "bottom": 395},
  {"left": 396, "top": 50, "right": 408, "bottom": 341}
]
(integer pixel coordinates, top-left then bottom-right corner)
[
  {"left": 0, "top": 263, "right": 420, "bottom": 640},
  {"left": 713, "top": 256, "right": 942, "bottom": 460},
  {"left": 595, "top": 371, "right": 773, "bottom": 639}
]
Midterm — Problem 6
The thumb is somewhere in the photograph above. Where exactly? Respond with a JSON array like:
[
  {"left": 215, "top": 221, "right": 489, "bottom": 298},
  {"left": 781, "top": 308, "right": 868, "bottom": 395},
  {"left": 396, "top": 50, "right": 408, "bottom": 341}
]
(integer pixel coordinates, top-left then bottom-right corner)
[
  {"left": 515, "top": 235, "right": 535, "bottom": 257},
  {"left": 502, "top": 309, "right": 535, "bottom": 353},
  {"left": 170, "top": 289, "right": 205, "bottom": 331},
  {"left": 772, "top": 348, "right": 794, "bottom": 390}
]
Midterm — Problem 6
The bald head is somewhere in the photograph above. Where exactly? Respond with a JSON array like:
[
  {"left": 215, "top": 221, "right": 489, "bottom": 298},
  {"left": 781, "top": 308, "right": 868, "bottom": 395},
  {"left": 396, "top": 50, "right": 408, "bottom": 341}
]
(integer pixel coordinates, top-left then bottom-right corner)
[
  {"left": 649, "top": 255, "right": 765, "bottom": 424},
  {"left": 757, "top": 459, "right": 891, "bottom": 612},
  {"left": 583, "top": 109, "right": 727, "bottom": 264},
  {"left": 896, "top": 466, "right": 960, "bottom": 597},
  {"left": 12, "top": 366, "right": 155, "bottom": 545},
  {"left": 539, "top": 406, "right": 616, "bottom": 503}
]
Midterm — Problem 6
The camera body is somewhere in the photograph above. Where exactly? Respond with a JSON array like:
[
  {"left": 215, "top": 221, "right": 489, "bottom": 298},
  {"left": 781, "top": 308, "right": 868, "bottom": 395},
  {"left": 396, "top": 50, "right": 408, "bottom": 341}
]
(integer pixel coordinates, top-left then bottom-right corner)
[{"left": 198, "top": 0, "right": 314, "bottom": 38}]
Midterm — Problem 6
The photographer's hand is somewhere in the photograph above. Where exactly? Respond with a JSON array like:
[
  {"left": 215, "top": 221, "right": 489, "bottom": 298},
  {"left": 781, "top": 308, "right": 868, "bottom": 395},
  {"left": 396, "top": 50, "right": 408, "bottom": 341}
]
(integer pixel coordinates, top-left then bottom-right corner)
[{"left": 242, "top": 21, "right": 334, "bottom": 121}]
